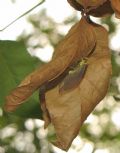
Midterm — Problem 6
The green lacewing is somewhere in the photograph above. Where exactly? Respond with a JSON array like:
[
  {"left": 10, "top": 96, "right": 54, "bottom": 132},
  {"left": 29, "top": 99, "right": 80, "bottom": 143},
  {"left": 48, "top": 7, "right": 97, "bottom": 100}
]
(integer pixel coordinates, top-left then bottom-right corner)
[{"left": 59, "top": 58, "right": 88, "bottom": 94}]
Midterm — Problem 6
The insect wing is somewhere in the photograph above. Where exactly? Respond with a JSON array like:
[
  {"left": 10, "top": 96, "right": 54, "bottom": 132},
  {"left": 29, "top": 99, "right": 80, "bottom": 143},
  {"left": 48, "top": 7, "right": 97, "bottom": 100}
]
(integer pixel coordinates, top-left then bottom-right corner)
[{"left": 59, "top": 64, "right": 87, "bottom": 94}]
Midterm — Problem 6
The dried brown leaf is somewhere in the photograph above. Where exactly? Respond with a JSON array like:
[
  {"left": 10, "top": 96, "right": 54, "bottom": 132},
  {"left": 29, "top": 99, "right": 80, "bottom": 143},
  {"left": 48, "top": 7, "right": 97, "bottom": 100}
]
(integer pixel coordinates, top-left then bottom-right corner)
[
  {"left": 67, "top": 0, "right": 83, "bottom": 11},
  {"left": 67, "top": 0, "right": 113, "bottom": 17},
  {"left": 68, "top": 0, "right": 103, "bottom": 11},
  {"left": 76, "top": 0, "right": 107, "bottom": 11},
  {"left": 4, "top": 11, "right": 112, "bottom": 150},
  {"left": 44, "top": 23, "right": 112, "bottom": 151},
  {"left": 89, "top": 0, "right": 114, "bottom": 17},
  {"left": 4, "top": 18, "right": 96, "bottom": 112},
  {"left": 110, "top": 0, "right": 120, "bottom": 18}
]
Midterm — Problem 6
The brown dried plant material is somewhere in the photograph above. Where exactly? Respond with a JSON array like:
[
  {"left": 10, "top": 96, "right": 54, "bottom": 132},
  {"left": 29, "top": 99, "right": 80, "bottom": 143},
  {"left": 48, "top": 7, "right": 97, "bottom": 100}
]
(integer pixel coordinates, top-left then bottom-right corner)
[
  {"left": 89, "top": 0, "right": 114, "bottom": 17},
  {"left": 110, "top": 0, "right": 120, "bottom": 18},
  {"left": 68, "top": 0, "right": 120, "bottom": 19},
  {"left": 4, "top": 3, "right": 112, "bottom": 149},
  {"left": 4, "top": 18, "right": 96, "bottom": 112},
  {"left": 44, "top": 23, "right": 112, "bottom": 151},
  {"left": 68, "top": 0, "right": 107, "bottom": 11},
  {"left": 67, "top": 0, "right": 113, "bottom": 17},
  {"left": 67, "top": 0, "right": 83, "bottom": 11},
  {"left": 76, "top": 0, "right": 107, "bottom": 11}
]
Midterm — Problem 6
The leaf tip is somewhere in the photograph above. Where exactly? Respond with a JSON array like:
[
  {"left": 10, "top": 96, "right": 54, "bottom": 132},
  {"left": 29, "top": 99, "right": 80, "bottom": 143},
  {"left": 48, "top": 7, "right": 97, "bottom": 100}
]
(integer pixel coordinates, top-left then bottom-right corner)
[{"left": 52, "top": 140, "right": 70, "bottom": 151}]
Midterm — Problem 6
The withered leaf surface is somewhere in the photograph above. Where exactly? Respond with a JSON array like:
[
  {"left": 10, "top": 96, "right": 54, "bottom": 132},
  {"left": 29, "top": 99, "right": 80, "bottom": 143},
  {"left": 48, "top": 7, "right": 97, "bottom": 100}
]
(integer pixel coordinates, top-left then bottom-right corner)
[
  {"left": 44, "top": 22, "right": 112, "bottom": 151},
  {"left": 67, "top": 0, "right": 113, "bottom": 17},
  {"left": 67, "top": 0, "right": 83, "bottom": 11},
  {"left": 4, "top": 18, "right": 96, "bottom": 112},
  {"left": 76, "top": 0, "right": 107, "bottom": 11},
  {"left": 89, "top": 0, "right": 114, "bottom": 17},
  {"left": 111, "top": 0, "right": 120, "bottom": 18}
]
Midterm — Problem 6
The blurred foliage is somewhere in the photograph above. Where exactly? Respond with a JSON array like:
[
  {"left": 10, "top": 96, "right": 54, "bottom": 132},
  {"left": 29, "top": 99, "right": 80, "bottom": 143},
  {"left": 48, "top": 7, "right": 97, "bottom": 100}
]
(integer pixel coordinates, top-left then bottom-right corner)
[
  {"left": 18, "top": 9, "right": 64, "bottom": 49},
  {"left": 0, "top": 41, "right": 43, "bottom": 119},
  {"left": 101, "top": 16, "right": 116, "bottom": 34},
  {"left": 0, "top": 1, "right": 120, "bottom": 153}
]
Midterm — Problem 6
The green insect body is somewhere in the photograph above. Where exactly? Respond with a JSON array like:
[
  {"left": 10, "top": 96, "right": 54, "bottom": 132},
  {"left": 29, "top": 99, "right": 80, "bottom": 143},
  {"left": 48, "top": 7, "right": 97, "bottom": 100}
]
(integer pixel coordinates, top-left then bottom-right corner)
[
  {"left": 69, "top": 58, "right": 87, "bottom": 74},
  {"left": 59, "top": 58, "right": 88, "bottom": 94}
]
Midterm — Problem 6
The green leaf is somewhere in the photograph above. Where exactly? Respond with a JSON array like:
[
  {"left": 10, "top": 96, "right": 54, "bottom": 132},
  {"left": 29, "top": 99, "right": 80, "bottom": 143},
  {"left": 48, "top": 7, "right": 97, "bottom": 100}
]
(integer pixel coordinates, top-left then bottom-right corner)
[
  {"left": 109, "top": 51, "right": 120, "bottom": 95},
  {"left": 111, "top": 51, "right": 120, "bottom": 77},
  {"left": 0, "top": 40, "right": 42, "bottom": 119}
]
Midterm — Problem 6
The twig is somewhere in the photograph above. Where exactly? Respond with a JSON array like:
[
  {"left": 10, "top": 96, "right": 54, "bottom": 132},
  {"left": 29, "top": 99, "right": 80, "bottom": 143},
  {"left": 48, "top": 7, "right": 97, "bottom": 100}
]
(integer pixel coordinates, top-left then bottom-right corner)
[{"left": 0, "top": 0, "right": 45, "bottom": 32}]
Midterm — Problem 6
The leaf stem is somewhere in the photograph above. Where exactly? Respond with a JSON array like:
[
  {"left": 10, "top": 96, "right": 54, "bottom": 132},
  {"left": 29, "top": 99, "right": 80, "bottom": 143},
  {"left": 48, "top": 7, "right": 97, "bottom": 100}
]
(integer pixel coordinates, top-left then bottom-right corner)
[
  {"left": 0, "top": 0, "right": 45, "bottom": 32},
  {"left": 81, "top": 8, "right": 90, "bottom": 23}
]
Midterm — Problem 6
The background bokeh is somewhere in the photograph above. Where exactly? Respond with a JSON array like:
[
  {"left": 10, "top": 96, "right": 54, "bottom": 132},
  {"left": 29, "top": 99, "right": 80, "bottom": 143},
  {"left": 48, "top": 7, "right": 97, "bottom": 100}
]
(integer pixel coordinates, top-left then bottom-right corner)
[{"left": 0, "top": 0, "right": 120, "bottom": 153}]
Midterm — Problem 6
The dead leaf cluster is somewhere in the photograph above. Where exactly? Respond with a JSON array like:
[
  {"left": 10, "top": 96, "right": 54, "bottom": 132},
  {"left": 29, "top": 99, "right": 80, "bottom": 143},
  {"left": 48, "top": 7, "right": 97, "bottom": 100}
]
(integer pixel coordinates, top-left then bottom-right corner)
[
  {"left": 4, "top": 0, "right": 120, "bottom": 151},
  {"left": 68, "top": 0, "right": 120, "bottom": 18}
]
